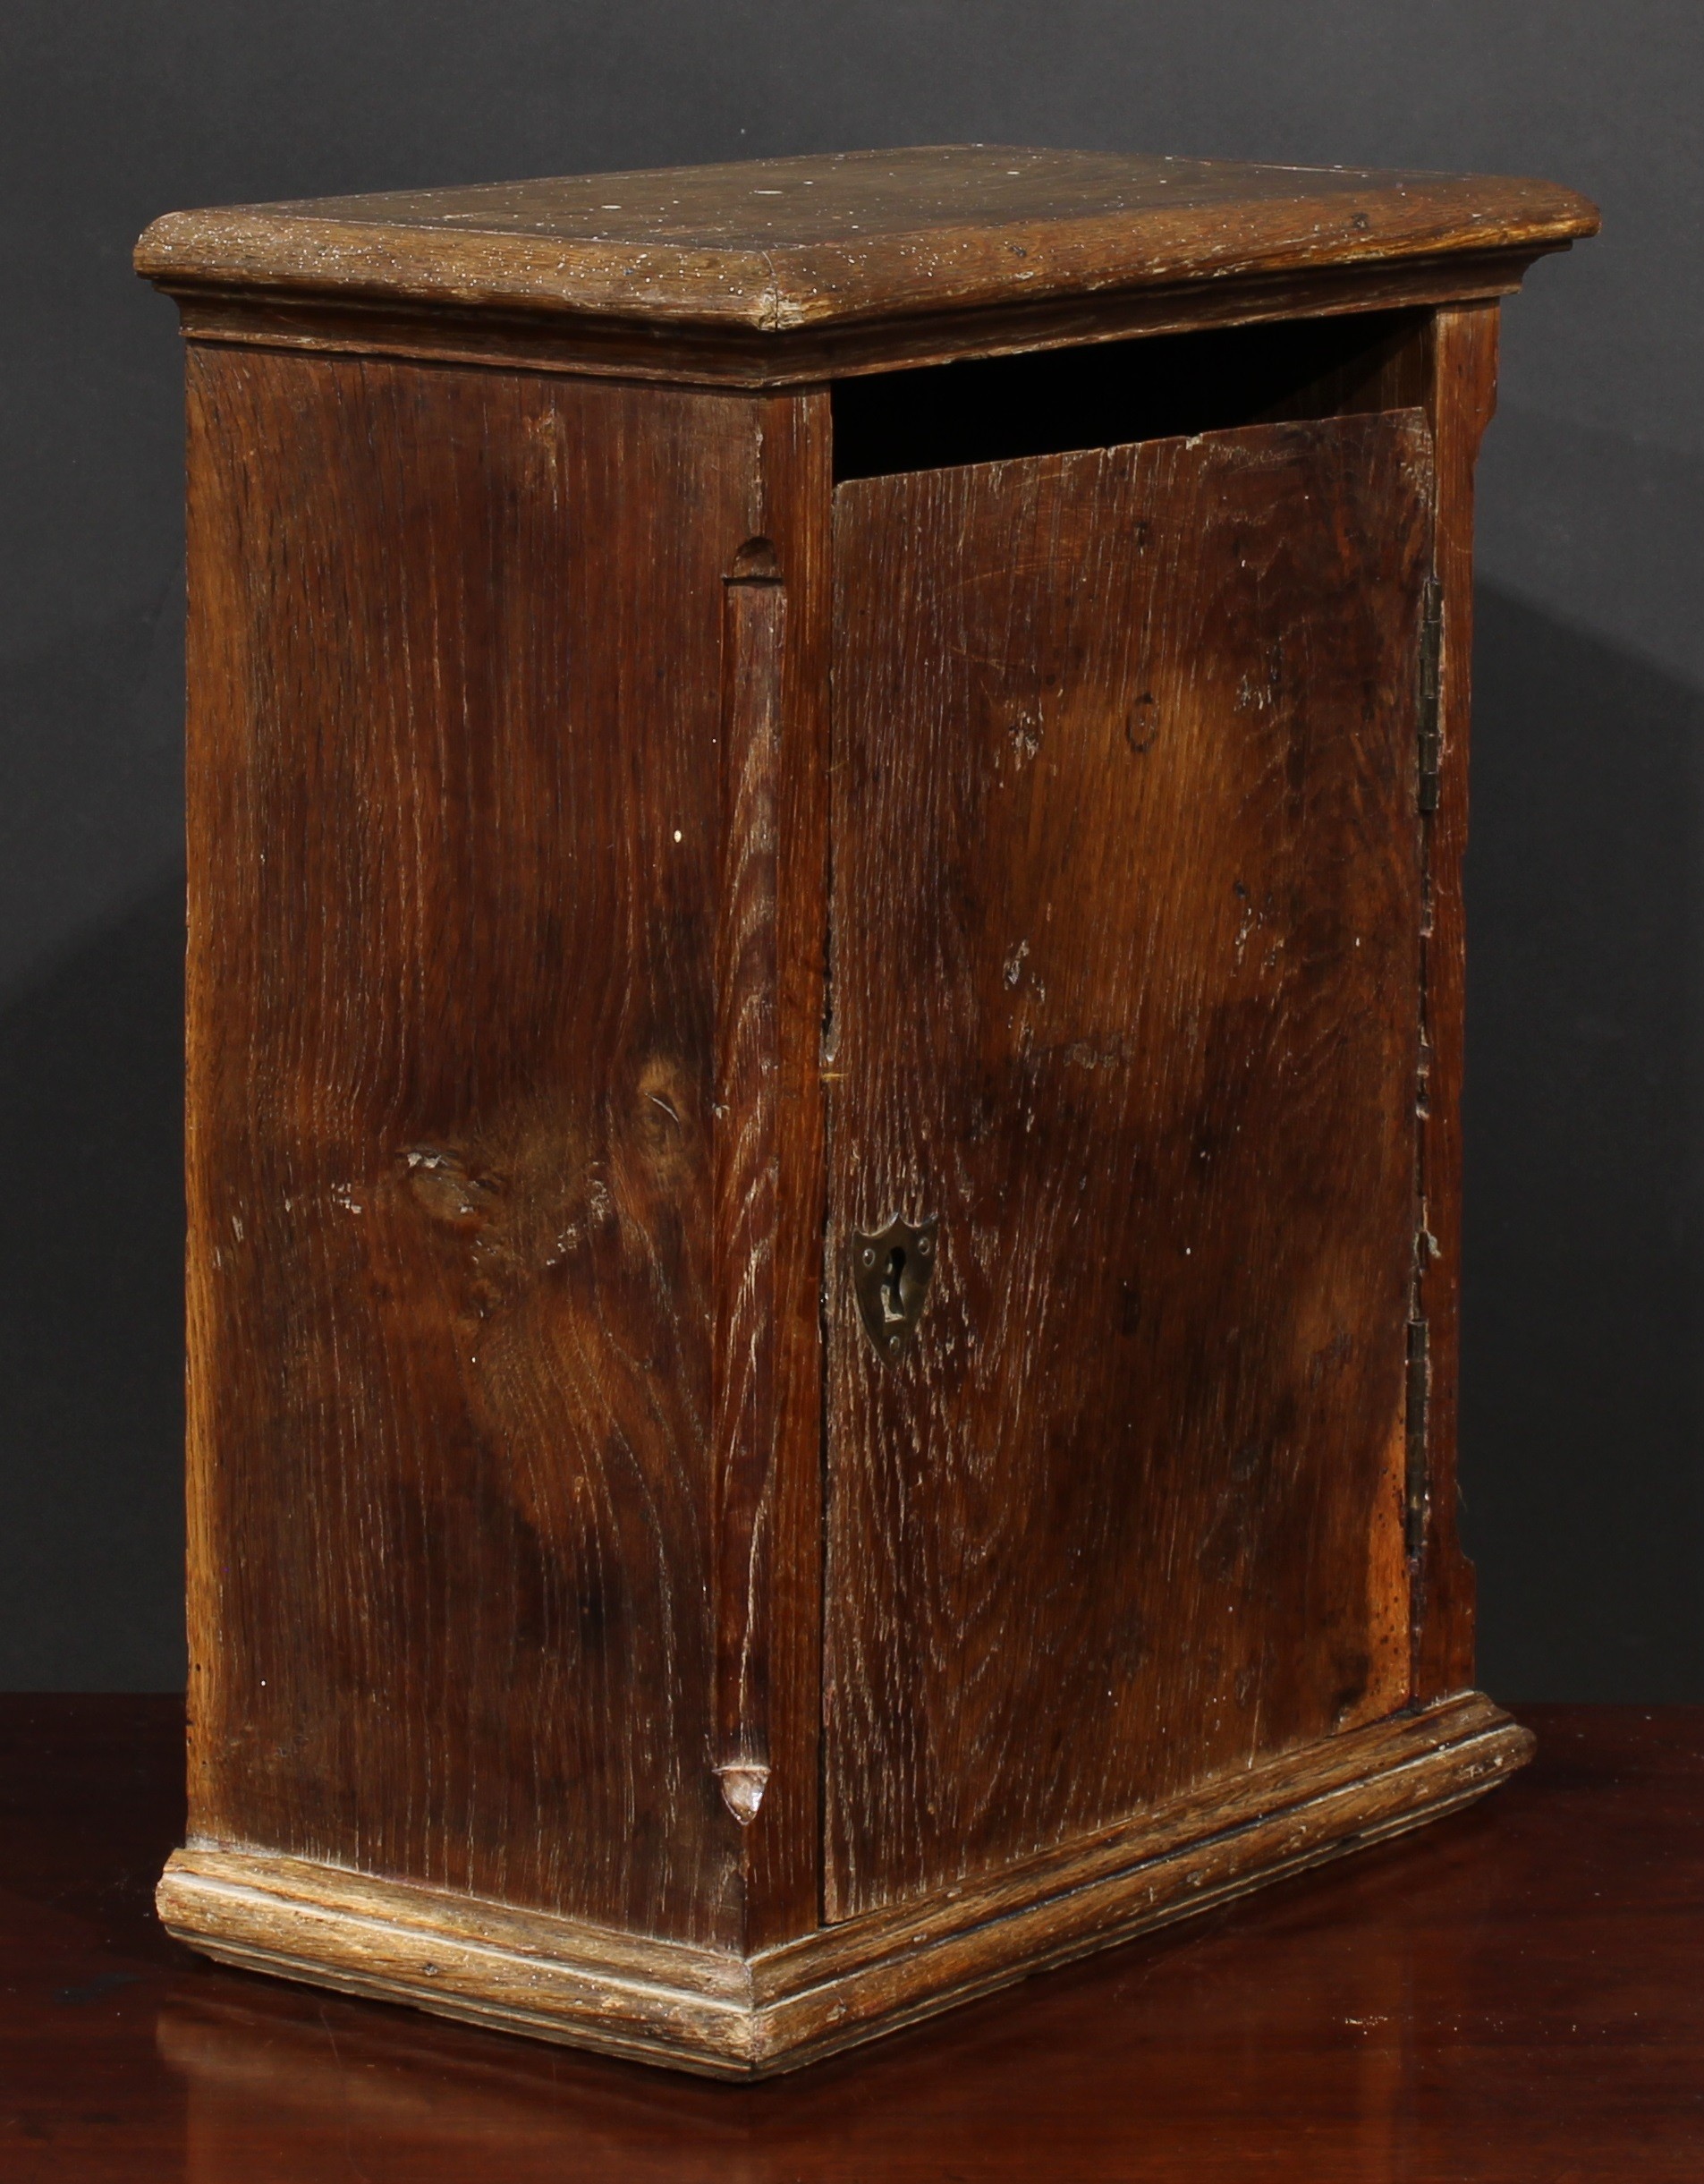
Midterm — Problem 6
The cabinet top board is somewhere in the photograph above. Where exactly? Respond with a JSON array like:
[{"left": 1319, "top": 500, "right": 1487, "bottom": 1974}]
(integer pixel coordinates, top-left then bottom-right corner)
[{"left": 137, "top": 143, "right": 1597, "bottom": 336}]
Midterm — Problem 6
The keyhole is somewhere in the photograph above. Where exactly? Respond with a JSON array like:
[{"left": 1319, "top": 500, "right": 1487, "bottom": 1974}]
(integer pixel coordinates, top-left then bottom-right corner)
[{"left": 880, "top": 1247, "right": 908, "bottom": 1324}]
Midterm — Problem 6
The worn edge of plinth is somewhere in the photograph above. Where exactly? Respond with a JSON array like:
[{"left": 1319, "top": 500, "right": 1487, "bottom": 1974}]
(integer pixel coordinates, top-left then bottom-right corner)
[{"left": 157, "top": 1691, "right": 1530, "bottom": 2078}]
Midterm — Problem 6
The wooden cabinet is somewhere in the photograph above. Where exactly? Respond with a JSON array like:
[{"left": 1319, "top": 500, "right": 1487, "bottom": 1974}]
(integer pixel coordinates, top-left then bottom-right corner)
[{"left": 137, "top": 146, "right": 1597, "bottom": 2075}]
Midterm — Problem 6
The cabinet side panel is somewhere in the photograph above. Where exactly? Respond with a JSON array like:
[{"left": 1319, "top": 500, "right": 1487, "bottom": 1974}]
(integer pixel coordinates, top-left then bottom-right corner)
[
  {"left": 824, "top": 416, "right": 1431, "bottom": 1918},
  {"left": 183, "top": 347, "right": 760, "bottom": 1942}
]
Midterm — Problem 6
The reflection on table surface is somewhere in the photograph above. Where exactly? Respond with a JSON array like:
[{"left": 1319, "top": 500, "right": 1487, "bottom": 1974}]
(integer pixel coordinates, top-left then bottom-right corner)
[
  {"left": 5, "top": 1700, "right": 1702, "bottom": 2183},
  {"left": 155, "top": 1865, "right": 1435, "bottom": 2184}
]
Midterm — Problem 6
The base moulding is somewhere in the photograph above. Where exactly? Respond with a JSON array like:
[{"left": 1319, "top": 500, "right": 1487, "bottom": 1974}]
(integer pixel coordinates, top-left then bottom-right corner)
[{"left": 157, "top": 1690, "right": 1531, "bottom": 2078}]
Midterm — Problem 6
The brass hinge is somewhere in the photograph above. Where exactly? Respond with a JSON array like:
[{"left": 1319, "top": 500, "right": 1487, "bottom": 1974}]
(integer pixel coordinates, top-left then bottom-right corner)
[
  {"left": 1404, "top": 1316, "right": 1430, "bottom": 1560},
  {"left": 1417, "top": 577, "right": 1444, "bottom": 814}
]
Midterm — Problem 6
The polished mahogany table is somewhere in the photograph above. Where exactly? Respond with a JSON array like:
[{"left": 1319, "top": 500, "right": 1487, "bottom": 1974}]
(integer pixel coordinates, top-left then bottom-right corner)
[{"left": 3, "top": 1697, "right": 1699, "bottom": 2180}]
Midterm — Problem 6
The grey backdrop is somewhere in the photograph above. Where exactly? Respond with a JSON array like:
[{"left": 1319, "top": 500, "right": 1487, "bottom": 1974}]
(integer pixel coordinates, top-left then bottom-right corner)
[{"left": 4, "top": 3, "right": 1699, "bottom": 1695}]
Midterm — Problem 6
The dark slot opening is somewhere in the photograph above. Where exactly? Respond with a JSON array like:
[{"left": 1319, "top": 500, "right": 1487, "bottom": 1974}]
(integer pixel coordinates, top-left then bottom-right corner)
[
  {"left": 831, "top": 309, "right": 1426, "bottom": 482},
  {"left": 881, "top": 1247, "right": 907, "bottom": 1325}
]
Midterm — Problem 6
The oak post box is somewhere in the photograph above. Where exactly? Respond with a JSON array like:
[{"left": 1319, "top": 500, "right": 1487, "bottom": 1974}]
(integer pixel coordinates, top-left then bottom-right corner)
[{"left": 136, "top": 147, "right": 1597, "bottom": 2075}]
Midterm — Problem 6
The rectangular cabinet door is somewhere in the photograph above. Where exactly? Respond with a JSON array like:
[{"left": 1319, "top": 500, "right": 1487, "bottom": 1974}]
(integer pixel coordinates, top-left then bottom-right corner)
[{"left": 823, "top": 413, "right": 1436, "bottom": 1922}]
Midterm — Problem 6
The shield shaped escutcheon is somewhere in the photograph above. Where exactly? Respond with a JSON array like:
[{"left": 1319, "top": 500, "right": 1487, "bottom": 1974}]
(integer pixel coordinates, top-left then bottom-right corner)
[{"left": 852, "top": 1214, "right": 939, "bottom": 1364}]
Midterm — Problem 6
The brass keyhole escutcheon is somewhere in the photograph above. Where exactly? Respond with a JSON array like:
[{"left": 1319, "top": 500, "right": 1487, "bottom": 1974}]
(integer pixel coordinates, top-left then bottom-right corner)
[{"left": 852, "top": 1215, "right": 938, "bottom": 1363}]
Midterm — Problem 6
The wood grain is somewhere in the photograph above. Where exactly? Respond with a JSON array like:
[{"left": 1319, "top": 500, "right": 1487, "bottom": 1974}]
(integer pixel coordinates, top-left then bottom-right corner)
[
  {"left": 168, "top": 248, "right": 1556, "bottom": 391},
  {"left": 148, "top": 141, "right": 1594, "bottom": 2067},
  {"left": 711, "top": 547, "right": 785, "bottom": 1830},
  {"left": 155, "top": 1694, "right": 1528, "bottom": 2078},
  {"left": 735, "top": 392, "right": 834, "bottom": 1950},
  {"left": 11, "top": 1696, "right": 1700, "bottom": 2180},
  {"left": 135, "top": 145, "right": 1598, "bottom": 334},
  {"left": 824, "top": 414, "right": 1433, "bottom": 1918},
  {"left": 183, "top": 344, "right": 804, "bottom": 1946},
  {"left": 1412, "top": 304, "right": 1501, "bottom": 1697}
]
